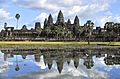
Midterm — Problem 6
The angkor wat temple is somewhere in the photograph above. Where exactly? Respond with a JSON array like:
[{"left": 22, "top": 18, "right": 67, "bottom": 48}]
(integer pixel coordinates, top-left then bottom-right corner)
[{"left": 0, "top": 10, "right": 120, "bottom": 41}]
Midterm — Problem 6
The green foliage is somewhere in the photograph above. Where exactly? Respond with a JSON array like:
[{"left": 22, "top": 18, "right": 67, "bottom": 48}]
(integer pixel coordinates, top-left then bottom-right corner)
[
  {"left": 15, "top": 14, "right": 20, "bottom": 20},
  {"left": 66, "top": 32, "right": 72, "bottom": 39},
  {"left": 54, "top": 26, "right": 65, "bottom": 39},
  {"left": 54, "top": 26, "right": 65, "bottom": 34},
  {"left": 43, "top": 27, "right": 51, "bottom": 37},
  {"left": 44, "top": 27, "right": 51, "bottom": 33}
]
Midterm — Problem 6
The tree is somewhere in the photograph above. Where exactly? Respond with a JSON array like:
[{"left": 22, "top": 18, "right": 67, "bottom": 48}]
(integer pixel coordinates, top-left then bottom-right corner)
[
  {"left": 54, "top": 26, "right": 60, "bottom": 39},
  {"left": 15, "top": 14, "right": 20, "bottom": 29},
  {"left": 66, "top": 31, "right": 72, "bottom": 39},
  {"left": 44, "top": 27, "right": 51, "bottom": 39},
  {"left": 104, "top": 22, "right": 116, "bottom": 42},
  {"left": 104, "top": 22, "right": 114, "bottom": 32},
  {"left": 59, "top": 27, "right": 65, "bottom": 39},
  {"left": 54, "top": 26, "right": 65, "bottom": 39},
  {"left": 113, "top": 24, "right": 120, "bottom": 41},
  {"left": 85, "top": 20, "right": 94, "bottom": 44}
]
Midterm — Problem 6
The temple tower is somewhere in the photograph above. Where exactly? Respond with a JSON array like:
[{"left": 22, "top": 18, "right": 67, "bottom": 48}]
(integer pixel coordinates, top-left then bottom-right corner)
[{"left": 56, "top": 10, "right": 64, "bottom": 25}]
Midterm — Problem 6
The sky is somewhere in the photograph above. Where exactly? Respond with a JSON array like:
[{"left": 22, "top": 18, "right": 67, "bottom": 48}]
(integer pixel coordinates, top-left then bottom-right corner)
[{"left": 0, "top": 0, "right": 120, "bottom": 30}]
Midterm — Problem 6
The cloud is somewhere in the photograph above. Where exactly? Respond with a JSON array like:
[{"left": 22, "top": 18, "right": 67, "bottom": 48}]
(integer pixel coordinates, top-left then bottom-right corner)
[
  {"left": 0, "top": 8, "right": 12, "bottom": 30},
  {"left": 0, "top": 8, "right": 12, "bottom": 23},
  {"left": 12, "top": 0, "right": 117, "bottom": 27},
  {"left": 35, "top": 12, "right": 49, "bottom": 27},
  {"left": 95, "top": 14, "right": 120, "bottom": 27},
  {"left": 26, "top": 12, "right": 49, "bottom": 28},
  {"left": 12, "top": 0, "right": 114, "bottom": 16},
  {"left": 102, "top": 15, "right": 120, "bottom": 25}
]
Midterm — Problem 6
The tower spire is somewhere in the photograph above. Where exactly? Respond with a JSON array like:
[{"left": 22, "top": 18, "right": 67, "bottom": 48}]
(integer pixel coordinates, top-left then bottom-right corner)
[
  {"left": 56, "top": 10, "right": 64, "bottom": 24},
  {"left": 48, "top": 14, "right": 53, "bottom": 25},
  {"left": 74, "top": 15, "right": 79, "bottom": 26}
]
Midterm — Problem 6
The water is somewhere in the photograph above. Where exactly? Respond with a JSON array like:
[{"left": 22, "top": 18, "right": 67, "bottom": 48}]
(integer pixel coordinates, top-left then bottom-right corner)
[{"left": 0, "top": 47, "right": 120, "bottom": 79}]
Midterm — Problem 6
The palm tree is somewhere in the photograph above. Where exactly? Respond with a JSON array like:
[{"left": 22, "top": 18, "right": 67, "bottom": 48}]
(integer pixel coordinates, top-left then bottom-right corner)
[{"left": 15, "top": 14, "right": 20, "bottom": 29}]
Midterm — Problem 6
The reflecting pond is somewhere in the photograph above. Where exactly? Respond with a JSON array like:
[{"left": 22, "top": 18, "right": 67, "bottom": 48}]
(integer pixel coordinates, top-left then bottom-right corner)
[{"left": 0, "top": 47, "right": 120, "bottom": 79}]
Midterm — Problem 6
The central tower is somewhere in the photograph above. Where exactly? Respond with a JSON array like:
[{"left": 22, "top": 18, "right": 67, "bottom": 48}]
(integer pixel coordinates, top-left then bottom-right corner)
[{"left": 56, "top": 10, "right": 64, "bottom": 25}]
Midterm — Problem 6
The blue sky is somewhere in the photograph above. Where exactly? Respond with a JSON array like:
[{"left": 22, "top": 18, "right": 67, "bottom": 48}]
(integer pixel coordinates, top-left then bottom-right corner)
[{"left": 0, "top": 0, "right": 120, "bottom": 30}]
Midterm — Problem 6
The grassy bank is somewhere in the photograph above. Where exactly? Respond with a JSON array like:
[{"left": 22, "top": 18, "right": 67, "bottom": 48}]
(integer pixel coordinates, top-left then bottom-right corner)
[{"left": 0, "top": 41, "right": 119, "bottom": 45}]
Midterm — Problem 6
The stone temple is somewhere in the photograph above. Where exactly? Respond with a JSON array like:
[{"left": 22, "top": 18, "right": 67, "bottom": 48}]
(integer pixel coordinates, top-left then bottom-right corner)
[{"left": 0, "top": 10, "right": 120, "bottom": 41}]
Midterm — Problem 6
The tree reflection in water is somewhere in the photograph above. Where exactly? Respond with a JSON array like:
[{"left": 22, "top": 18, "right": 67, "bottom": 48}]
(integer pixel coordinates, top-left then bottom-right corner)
[{"left": 1, "top": 47, "right": 120, "bottom": 73}]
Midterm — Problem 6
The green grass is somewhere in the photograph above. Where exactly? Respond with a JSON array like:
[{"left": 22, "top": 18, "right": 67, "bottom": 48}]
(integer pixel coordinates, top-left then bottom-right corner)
[
  {"left": 0, "top": 41, "right": 119, "bottom": 45},
  {"left": 0, "top": 41, "right": 86, "bottom": 45},
  {"left": 90, "top": 42, "right": 120, "bottom": 45}
]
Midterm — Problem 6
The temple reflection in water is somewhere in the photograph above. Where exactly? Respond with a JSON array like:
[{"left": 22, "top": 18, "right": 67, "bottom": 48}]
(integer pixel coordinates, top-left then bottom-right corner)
[{"left": 1, "top": 47, "right": 120, "bottom": 73}]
